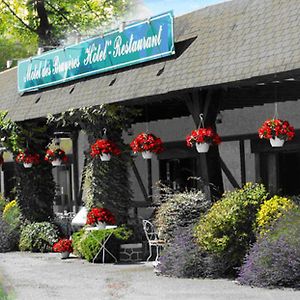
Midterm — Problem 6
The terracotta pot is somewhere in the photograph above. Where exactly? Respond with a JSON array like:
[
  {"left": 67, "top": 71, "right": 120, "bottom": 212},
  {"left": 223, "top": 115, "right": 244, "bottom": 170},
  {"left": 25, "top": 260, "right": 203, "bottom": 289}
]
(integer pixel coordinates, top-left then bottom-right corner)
[
  {"left": 142, "top": 151, "right": 153, "bottom": 159},
  {"left": 100, "top": 153, "right": 111, "bottom": 161},
  {"left": 52, "top": 159, "right": 62, "bottom": 166},
  {"left": 196, "top": 142, "right": 210, "bottom": 153},
  {"left": 270, "top": 137, "right": 285, "bottom": 147}
]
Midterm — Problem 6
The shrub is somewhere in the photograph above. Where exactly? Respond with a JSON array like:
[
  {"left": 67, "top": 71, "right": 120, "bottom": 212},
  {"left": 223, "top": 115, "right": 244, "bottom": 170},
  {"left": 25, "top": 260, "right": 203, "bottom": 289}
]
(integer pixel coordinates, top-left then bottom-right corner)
[
  {"left": 0, "top": 194, "right": 7, "bottom": 212},
  {"left": 0, "top": 215, "right": 19, "bottom": 252},
  {"left": 158, "top": 226, "right": 206, "bottom": 278},
  {"left": 256, "top": 195, "right": 297, "bottom": 235},
  {"left": 195, "top": 183, "right": 268, "bottom": 272},
  {"left": 2, "top": 200, "right": 22, "bottom": 229},
  {"left": 154, "top": 188, "right": 210, "bottom": 241},
  {"left": 238, "top": 209, "right": 300, "bottom": 288},
  {"left": 72, "top": 225, "right": 132, "bottom": 262},
  {"left": 19, "top": 222, "right": 59, "bottom": 252}
]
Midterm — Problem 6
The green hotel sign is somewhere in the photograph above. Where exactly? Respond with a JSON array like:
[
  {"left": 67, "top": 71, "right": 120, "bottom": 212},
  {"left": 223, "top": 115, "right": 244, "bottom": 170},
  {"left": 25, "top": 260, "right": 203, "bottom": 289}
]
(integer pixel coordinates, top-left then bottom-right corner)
[{"left": 18, "top": 11, "right": 175, "bottom": 93}]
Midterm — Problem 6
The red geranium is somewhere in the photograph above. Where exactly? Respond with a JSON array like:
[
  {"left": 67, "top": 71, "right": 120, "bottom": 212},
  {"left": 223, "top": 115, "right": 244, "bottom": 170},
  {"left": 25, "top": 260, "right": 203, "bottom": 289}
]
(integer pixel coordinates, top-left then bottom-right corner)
[
  {"left": 86, "top": 207, "right": 116, "bottom": 226},
  {"left": 258, "top": 119, "right": 295, "bottom": 141},
  {"left": 186, "top": 127, "right": 221, "bottom": 147},
  {"left": 130, "top": 133, "right": 164, "bottom": 153},
  {"left": 15, "top": 149, "right": 40, "bottom": 164},
  {"left": 90, "top": 139, "right": 121, "bottom": 157},
  {"left": 53, "top": 239, "right": 73, "bottom": 253},
  {"left": 45, "top": 148, "right": 68, "bottom": 162}
]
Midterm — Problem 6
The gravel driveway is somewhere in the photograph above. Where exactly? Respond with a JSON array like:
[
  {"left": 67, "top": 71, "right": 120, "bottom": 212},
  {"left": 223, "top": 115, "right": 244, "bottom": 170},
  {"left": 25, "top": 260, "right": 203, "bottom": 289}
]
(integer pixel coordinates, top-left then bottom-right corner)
[{"left": 0, "top": 252, "right": 299, "bottom": 300}]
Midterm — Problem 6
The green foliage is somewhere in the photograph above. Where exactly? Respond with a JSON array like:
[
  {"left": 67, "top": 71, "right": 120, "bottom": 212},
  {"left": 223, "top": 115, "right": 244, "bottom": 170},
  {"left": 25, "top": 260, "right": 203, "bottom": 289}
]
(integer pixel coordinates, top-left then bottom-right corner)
[
  {"left": 0, "top": 214, "right": 19, "bottom": 253},
  {"left": 195, "top": 183, "right": 268, "bottom": 270},
  {"left": 0, "top": 0, "right": 133, "bottom": 70},
  {"left": 48, "top": 104, "right": 138, "bottom": 223},
  {"left": 238, "top": 208, "right": 300, "bottom": 288},
  {"left": 256, "top": 195, "right": 297, "bottom": 235},
  {"left": 2, "top": 200, "right": 22, "bottom": 230},
  {"left": 19, "top": 222, "right": 59, "bottom": 252},
  {"left": 72, "top": 225, "right": 132, "bottom": 262},
  {"left": 154, "top": 186, "right": 210, "bottom": 241},
  {"left": 0, "top": 194, "right": 7, "bottom": 212}
]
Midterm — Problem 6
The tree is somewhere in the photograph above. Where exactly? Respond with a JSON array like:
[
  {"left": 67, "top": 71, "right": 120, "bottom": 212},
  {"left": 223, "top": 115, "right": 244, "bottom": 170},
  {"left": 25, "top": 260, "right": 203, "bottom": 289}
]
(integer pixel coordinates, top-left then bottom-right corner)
[{"left": 0, "top": 0, "right": 134, "bottom": 70}]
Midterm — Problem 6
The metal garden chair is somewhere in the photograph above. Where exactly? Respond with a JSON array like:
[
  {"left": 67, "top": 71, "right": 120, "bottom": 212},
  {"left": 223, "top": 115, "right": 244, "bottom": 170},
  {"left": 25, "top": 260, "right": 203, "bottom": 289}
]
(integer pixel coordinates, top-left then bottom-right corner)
[{"left": 142, "top": 220, "right": 165, "bottom": 262}]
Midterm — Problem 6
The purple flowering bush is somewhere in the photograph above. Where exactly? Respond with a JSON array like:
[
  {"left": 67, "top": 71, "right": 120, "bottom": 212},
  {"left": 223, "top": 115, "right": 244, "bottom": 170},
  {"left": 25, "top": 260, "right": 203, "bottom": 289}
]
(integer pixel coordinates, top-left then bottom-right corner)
[
  {"left": 238, "top": 208, "right": 300, "bottom": 288},
  {"left": 157, "top": 226, "right": 206, "bottom": 278}
]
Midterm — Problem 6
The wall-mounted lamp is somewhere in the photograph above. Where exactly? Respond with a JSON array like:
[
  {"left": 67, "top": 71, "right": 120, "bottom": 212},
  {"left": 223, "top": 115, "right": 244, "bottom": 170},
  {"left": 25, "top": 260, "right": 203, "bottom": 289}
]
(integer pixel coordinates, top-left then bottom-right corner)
[
  {"left": 37, "top": 47, "right": 44, "bottom": 55},
  {"left": 119, "top": 21, "right": 126, "bottom": 32},
  {"left": 6, "top": 60, "right": 13, "bottom": 69}
]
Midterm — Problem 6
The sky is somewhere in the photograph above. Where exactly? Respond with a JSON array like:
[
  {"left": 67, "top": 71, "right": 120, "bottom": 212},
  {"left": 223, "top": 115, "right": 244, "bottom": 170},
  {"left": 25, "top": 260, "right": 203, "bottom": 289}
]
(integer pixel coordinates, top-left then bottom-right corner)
[{"left": 135, "top": 0, "right": 230, "bottom": 18}]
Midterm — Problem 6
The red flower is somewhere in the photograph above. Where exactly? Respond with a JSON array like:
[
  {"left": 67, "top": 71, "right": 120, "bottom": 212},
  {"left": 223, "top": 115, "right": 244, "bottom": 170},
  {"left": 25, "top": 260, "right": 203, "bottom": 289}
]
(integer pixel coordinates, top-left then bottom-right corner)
[
  {"left": 86, "top": 207, "right": 116, "bottom": 226},
  {"left": 45, "top": 148, "right": 68, "bottom": 162},
  {"left": 90, "top": 139, "right": 121, "bottom": 157},
  {"left": 0, "top": 155, "right": 4, "bottom": 166},
  {"left": 53, "top": 239, "right": 73, "bottom": 253},
  {"left": 15, "top": 149, "right": 40, "bottom": 165},
  {"left": 130, "top": 133, "right": 164, "bottom": 154},
  {"left": 258, "top": 119, "right": 295, "bottom": 141},
  {"left": 186, "top": 128, "right": 221, "bottom": 147}
]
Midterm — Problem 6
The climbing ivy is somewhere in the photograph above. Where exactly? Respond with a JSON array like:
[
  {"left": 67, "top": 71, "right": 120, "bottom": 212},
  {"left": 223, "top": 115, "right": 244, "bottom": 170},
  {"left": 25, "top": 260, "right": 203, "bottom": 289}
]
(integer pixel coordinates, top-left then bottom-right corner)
[
  {"left": 0, "top": 111, "right": 55, "bottom": 221},
  {"left": 48, "top": 104, "right": 138, "bottom": 223}
]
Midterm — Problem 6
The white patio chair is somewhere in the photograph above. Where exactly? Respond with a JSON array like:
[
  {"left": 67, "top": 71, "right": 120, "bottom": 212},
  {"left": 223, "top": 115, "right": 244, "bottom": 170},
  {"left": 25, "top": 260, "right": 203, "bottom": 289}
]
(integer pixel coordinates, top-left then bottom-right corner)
[{"left": 142, "top": 220, "right": 165, "bottom": 262}]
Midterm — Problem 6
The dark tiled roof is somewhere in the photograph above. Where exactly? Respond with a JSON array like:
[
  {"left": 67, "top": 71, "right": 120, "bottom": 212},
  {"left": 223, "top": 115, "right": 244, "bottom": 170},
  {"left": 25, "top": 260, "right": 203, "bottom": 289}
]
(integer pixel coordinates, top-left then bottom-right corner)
[{"left": 1, "top": 0, "right": 300, "bottom": 121}]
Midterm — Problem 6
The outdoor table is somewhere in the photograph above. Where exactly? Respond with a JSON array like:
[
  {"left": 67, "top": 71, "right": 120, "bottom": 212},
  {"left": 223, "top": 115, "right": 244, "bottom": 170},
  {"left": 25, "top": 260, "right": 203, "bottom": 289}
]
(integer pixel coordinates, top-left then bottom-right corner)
[{"left": 85, "top": 225, "right": 118, "bottom": 263}]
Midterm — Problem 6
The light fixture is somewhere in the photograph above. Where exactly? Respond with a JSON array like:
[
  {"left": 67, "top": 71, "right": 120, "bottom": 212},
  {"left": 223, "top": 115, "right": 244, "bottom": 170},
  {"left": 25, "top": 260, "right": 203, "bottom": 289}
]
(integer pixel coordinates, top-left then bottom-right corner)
[
  {"left": 272, "top": 80, "right": 280, "bottom": 84},
  {"left": 284, "top": 78, "right": 295, "bottom": 81},
  {"left": 119, "top": 21, "right": 126, "bottom": 32},
  {"left": 37, "top": 47, "right": 44, "bottom": 55},
  {"left": 6, "top": 60, "right": 13, "bottom": 69},
  {"left": 256, "top": 82, "right": 266, "bottom": 86}
]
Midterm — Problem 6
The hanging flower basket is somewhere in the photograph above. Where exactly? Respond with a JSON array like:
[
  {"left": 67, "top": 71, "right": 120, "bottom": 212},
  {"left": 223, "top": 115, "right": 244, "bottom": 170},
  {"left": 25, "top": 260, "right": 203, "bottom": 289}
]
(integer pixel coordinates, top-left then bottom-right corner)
[
  {"left": 186, "top": 128, "right": 221, "bottom": 153},
  {"left": 15, "top": 150, "right": 40, "bottom": 168},
  {"left": 258, "top": 119, "right": 295, "bottom": 147},
  {"left": 45, "top": 148, "right": 68, "bottom": 166},
  {"left": 130, "top": 133, "right": 164, "bottom": 159},
  {"left": 86, "top": 207, "right": 116, "bottom": 227},
  {"left": 90, "top": 139, "right": 121, "bottom": 162},
  {"left": 53, "top": 239, "right": 73, "bottom": 259}
]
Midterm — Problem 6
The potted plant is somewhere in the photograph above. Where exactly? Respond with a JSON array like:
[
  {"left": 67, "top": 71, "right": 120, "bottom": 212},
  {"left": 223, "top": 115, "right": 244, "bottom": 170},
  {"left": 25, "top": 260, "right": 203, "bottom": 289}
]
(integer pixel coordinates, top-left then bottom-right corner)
[
  {"left": 45, "top": 148, "right": 68, "bottom": 166},
  {"left": 15, "top": 149, "right": 40, "bottom": 168},
  {"left": 90, "top": 139, "right": 121, "bottom": 161},
  {"left": 186, "top": 127, "right": 221, "bottom": 153},
  {"left": 86, "top": 207, "right": 116, "bottom": 229},
  {"left": 130, "top": 132, "right": 164, "bottom": 159},
  {"left": 258, "top": 118, "right": 295, "bottom": 147},
  {"left": 53, "top": 239, "right": 73, "bottom": 259}
]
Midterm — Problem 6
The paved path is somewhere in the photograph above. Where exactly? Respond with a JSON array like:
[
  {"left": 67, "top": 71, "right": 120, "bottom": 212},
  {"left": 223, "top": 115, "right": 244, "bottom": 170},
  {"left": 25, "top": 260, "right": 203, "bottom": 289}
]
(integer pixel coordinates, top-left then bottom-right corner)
[{"left": 0, "top": 252, "right": 300, "bottom": 300}]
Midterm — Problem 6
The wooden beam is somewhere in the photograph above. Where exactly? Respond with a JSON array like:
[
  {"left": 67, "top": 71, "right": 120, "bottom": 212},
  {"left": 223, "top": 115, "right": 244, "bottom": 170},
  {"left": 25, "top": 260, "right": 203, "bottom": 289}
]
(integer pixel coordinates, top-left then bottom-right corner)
[
  {"left": 267, "top": 153, "right": 279, "bottom": 195},
  {"left": 147, "top": 159, "right": 153, "bottom": 201},
  {"left": 220, "top": 157, "right": 240, "bottom": 189},
  {"left": 129, "top": 158, "right": 149, "bottom": 202},
  {"left": 239, "top": 140, "right": 246, "bottom": 186}
]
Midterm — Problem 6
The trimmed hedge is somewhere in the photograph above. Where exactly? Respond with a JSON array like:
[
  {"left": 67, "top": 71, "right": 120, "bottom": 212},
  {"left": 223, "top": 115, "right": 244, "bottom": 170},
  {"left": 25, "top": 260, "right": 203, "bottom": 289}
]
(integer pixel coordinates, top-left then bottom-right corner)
[{"left": 195, "top": 183, "right": 268, "bottom": 272}]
